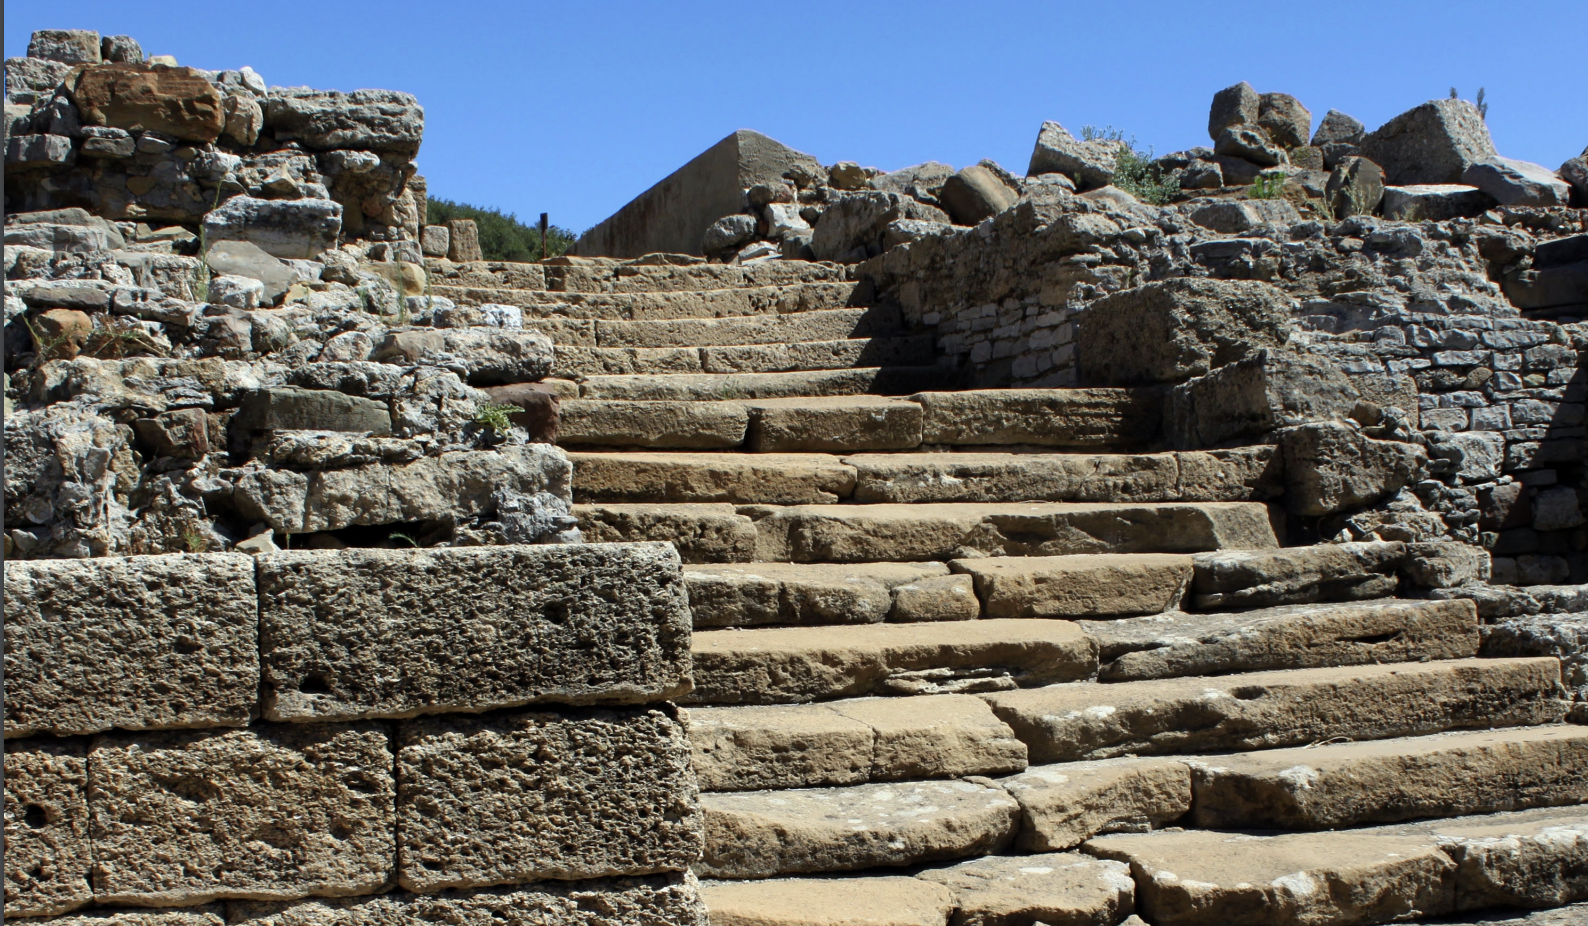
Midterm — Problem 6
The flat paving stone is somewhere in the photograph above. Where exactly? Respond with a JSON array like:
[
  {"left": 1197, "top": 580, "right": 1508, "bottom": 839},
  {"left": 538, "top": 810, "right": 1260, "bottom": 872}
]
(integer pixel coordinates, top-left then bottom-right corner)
[
  {"left": 952, "top": 554, "right": 1192, "bottom": 620},
  {"left": 700, "top": 875, "right": 956, "bottom": 926},
  {"left": 572, "top": 452, "right": 857, "bottom": 504},
  {"left": 999, "top": 756, "right": 1192, "bottom": 852},
  {"left": 915, "top": 851, "right": 1136, "bottom": 926},
  {"left": 684, "top": 562, "right": 951, "bottom": 628}
]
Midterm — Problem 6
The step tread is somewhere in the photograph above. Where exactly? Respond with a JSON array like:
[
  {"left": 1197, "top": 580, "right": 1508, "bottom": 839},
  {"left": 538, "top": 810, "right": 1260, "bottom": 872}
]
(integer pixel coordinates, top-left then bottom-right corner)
[
  {"left": 700, "top": 876, "right": 955, "bottom": 926},
  {"left": 1000, "top": 755, "right": 1193, "bottom": 853},
  {"left": 573, "top": 452, "right": 859, "bottom": 505},
  {"left": 682, "top": 561, "right": 964, "bottom": 628},
  {"left": 575, "top": 367, "right": 944, "bottom": 401},
  {"left": 952, "top": 553, "right": 1194, "bottom": 620},
  {"left": 550, "top": 338, "right": 934, "bottom": 378}
]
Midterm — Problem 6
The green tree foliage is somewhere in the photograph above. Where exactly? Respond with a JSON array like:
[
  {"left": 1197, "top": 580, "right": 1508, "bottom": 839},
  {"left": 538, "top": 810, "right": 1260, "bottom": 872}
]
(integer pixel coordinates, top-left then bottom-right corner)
[{"left": 425, "top": 197, "right": 578, "bottom": 261}]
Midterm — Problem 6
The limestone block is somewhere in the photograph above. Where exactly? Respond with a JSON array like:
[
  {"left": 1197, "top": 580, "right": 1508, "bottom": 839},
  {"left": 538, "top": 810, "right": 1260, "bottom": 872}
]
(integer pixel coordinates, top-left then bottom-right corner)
[
  {"left": 420, "top": 224, "right": 450, "bottom": 257},
  {"left": 743, "top": 396, "right": 923, "bottom": 453},
  {"left": 559, "top": 400, "right": 750, "bottom": 449},
  {"left": 1191, "top": 541, "right": 1405, "bottom": 609},
  {"left": 1166, "top": 349, "right": 1361, "bottom": 449},
  {"left": 4, "top": 221, "right": 111, "bottom": 252},
  {"left": 1360, "top": 98, "right": 1498, "bottom": 185},
  {"left": 1482, "top": 612, "right": 1588, "bottom": 707},
  {"left": 445, "top": 219, "right": 483, "bottom": 262},
  {"left": 1257, "top": 92, "right": 1312, "bottom": 149},
  {"left": 71, "top": 63, "right": 222, "bottom": 141},
  {"left": 1213, "top": 125, "right": 1284, "bottom": 167},
  {"left": 1027, "top": 121, "right": 1122, "bottom": 190},
  {"left": 890, "top": 574, "right": 980, "bottom": 622},
  {"left": 48, "top": 912, "right": 224, "bottom": 926},
  {"left": 90, "top": 723, "right": 394, "bottom": 906},
  {"left": 1312, "top": 109, "right": 1366, "bottom": 147},
  {"left": 916, "top": 852, "right": 1135, "bottom": 926},
  {"left": 203, "top": 196, "right": 342, "bottom": 260},
  {"left": 258, "top": 543, "right": 691, "bottom": 721},
  {"left": 1372, "top": 807, "right": 1588, "bottom": 912},
  {"left": 4, "top": 741, "right": 92, "bottom": 916},
  {"left": 381, "top": 326, "right": 554, "bottom": 385},
  {"left": 233, "top": 386, "right": 391, "bottom": 435},
  {"left": 687, "top": 702, "right": 875, "bottom": 791},
  {"left": 911, "top": 389, "right": 1162, "bottom": 447},
  {"left": 1207, "top": 82, "right": 1259, "bottom": 141},
  {"left": 575, "top": 503, "right": 759, "bottom": 563},
  {"left": 683, "top": 562, "right": 945, "bottom": 628},
  {"left": 701, "top": 876, "right": 953, "bottom": 926},
  {"left": 7, "top": 133, "right": 75, "bottom": 169},
  {"left": 829, "top": 694, "right": 1027, "bottom": 781},
  {"left": 938, "top": 164, "right": 1019, "bottom": 225},
  {"left": 1462, "top": 156, "right": 1572, "bottom": 207},
  {"left": 1402, "top": 541, "right": 1491, "bottom": 588},
  {"left": 29, "top": 29, "right": 102, "bottom": 64},
  {"left": 999, "top": 757, "right": 1191, "bottom": 852},
  {"left": 397, "top": 707, "right": 700, "bottom": 891},
  {"left": 261, "top": 88, "right": 424, "bottom": 154},
  {"left": 952, "top": 553, "right": 1191, "bottom": 619},
  {"left": 1381, "top": 184, "right": 1495, "bottom": 221},
  {"left": 1278, "top": 421, "right": 1425, "bottom": 516},
  {"left": 1326, "top": 156, "right": 1385, "bottom": 217},
  {"left": 4, "top": 553, "right": 258, "bottom": 738},
  {"left": 810, "top": 191, "right": 949, "bottom": 262}
]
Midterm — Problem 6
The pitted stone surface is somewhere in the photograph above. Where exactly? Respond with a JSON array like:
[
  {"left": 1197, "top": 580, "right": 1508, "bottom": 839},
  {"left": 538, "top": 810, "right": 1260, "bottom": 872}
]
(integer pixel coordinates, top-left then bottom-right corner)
[
  {"left": 4, "top": 741, "right": 92, "bottom": 916},
  {"left": 999, "top": 757, "right": 1192, "bottom": 853},
  {"left": 573, "top": 452, "right": 856, "bottom": 505},
  {"left": 258, "top": 543, "right": 691, "bottom": 721},
  {"left": 684, "top": 562, "right": 950, "bottom": 628},
  {"left": 1190, "top": 541, "right": 1406, "bottom": 610},
  {"left": 48, "top": 912, "right": 226, "bottom": 926},
  {"left": 952, "top": 553, "right": 1192, "bottom": 619},
  {"left": 1368, "top": 807, "right": 1588, "bottom": 912}
]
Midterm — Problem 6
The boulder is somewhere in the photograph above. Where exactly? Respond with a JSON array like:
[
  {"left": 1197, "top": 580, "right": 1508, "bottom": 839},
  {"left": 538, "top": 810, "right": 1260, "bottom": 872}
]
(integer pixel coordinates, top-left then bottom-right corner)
[
  {"left": 702, "top": 214, "right": 757, "bottom": 255},
  {"left": 1360, "top": 98, "right": 1498, "bottom": 185},
  {"left": 1278, "top": 421, "right": 1426, "bottom": 517},
  {"left": 872, "top": 161, "right": 955, "bottom": 206},
  {"left": 1167, "top": 349, "right": 1362, "bottom": 449},
  {"left": 101, "top": 35, "right": 143, "bottom": 64},
  {"left": 1461, "top": 157, "right": 1572, "bottom": 207},
  {"left": 1213, "top": 125, "right": 1284, "bottom": 166},
  {"left": 1208, "top": 82, "right": 1259, "bottom": 141},
  {"left": 261, "top": 88, "right": 424, "bottom": 154},
  {"left": 1076, "top": 278, "right": 1293, "bottom": 386},
  {"left": 1561, "top": 147, "right": 1588, "bottom": 205},
  {"left": 1181, "top": 159, "right": 1223, "bottom": 189},
  {"left": 810, "top": 191, "right": 949, "bottom": 263},
  {"left": 1326, "top": 156, "right": 1385, "bottom": 217},
  {"left": 1380, "top": 184, "right": 1495, "bottom": 221},
  {"left": 1026, "top": 121, "right": 1122, "bottom": 190},
  {"left": 28, "top": 29, "right": 100, "bottom": 65},
  {"left": 1257, "top": 92, "right": 1311, "bottom": 149},
  {"left": 1312, "top": 109, "right": 1366, "bottom": 147},
  {"left": 203, "top": 196, "right": 343, "bottom": 260},
  {"left": 70, "top": 63, "right": 224, "bottom": 142},
  {"left": 938, "top": 164, "right": 1019, "bottom": 225},
  {"left": 1188, "top": 199, "right": 1303, "bottom": 233}
]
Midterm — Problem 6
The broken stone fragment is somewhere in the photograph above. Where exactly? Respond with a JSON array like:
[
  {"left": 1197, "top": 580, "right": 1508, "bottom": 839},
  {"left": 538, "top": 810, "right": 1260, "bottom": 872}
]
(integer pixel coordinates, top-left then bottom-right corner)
[
  {"left": 938, "top": 164, "right": 1019, "bottom": 225},
  {"left": 261, "top": 87, "right": 424, "bottom": 154},
  {"left": 1026, "top": 121, "right": 1123, "bottom": 190},
  {"left": 1360, "top": 98, "right": 1498, "bottom": 185},
  {"left": 70, "top": 62, "right": 224, "bottom": 142},
  {"left": 1462, "top": 156, "right": 1573, "bottom": 207},
  {"left": 233, "top": 386, "right": 392, "bottom": 435},
  {"left": 1207, "top": 81, "right": 1259, "bottom": 141},
  {"left": 202, "top": 195, "right": 343, "bottom": 260}
]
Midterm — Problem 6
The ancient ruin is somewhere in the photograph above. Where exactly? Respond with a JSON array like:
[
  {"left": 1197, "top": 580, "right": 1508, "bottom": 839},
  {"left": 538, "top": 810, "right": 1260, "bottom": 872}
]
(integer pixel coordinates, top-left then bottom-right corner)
[{"left": 6, "top": 26, "right": 1588, "bottom": 926}]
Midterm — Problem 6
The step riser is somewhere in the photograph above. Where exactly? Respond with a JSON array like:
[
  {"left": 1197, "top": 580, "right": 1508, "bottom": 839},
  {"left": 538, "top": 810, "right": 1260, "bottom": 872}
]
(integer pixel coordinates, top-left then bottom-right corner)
[
  {"left": 426, "top": 258, "right": 849, "bottom": 295},
  {"left": 575, "top": 368, "right": 948, "bottom": 401},
  {"left": 428, "top": 282, "right": 859, "bottom": 320}
]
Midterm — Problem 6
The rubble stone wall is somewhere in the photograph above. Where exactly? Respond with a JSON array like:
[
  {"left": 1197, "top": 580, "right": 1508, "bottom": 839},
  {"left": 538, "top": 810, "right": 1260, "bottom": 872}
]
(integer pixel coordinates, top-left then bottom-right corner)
[{"left": 3, "top": 542, "right": 707, "bottom": 923}]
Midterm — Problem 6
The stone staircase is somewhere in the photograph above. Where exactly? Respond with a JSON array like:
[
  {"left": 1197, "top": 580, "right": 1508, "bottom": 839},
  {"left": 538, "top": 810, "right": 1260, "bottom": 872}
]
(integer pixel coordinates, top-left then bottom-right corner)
[{"left": 440, "top": 255, "right": 1588, "bottom": 926}]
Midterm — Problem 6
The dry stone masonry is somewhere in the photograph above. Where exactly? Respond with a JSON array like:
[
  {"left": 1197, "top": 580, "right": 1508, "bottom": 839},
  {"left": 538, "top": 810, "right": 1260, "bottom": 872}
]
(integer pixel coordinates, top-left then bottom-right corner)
[{"left": 7, "top": 25, "right": 1588, "bottom": 926}]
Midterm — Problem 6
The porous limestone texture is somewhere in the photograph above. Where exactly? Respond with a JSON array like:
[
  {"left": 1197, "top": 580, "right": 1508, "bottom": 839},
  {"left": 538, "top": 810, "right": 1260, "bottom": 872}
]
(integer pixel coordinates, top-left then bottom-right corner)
[
  {"left": 999, "top": 757, "right": 1192, "bottom": 852},
  {"left": 5, "top": 741, "right": 93, "bottom": 916}
]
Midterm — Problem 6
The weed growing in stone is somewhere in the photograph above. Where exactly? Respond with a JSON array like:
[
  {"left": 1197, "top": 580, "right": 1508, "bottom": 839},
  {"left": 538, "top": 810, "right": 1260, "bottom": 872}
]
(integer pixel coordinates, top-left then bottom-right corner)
[
  {"left": 473, "top": 403, "right": 519, "bottom": 433},
  {"left": 1081, "top": 126, "right": 1180, "bottom": 205},
  {"left": 1249, "top": 172, "right": 1288, "bottom": 200}
]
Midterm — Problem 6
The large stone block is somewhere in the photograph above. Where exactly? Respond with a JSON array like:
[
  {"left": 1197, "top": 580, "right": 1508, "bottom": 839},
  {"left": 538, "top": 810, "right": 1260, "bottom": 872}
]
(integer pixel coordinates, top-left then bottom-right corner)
[
  {"left": 576, "top": 130, "right": 822, "bottom": 258},
  {"left": 1278, "top": 421, "right": 1425, "bottom": 516},
  {"left": 46, "top": 912, "right": 225, "bottom": 926},
  {"left": 202, "top": 196, "right": 343, "bottom": 260},
  {"left": 233, "top": 386, "right": 392, "bottom": 435},
  {"left": 90, "top": 723, "right": 395, "bottom": 906},
  {"left": 258, "top": 543, "right": 691, "bottom": 721},
  {"left": 397, "top": 707, "right": 700, "bottom": 890},
  {"left": 1462, "top": 156, "right": 1572, "bottom": 207},
  {"left": 71, "top": 63, "right": 223, "bottom": 142},
  {"left": 4, "top": 553, "right": 258, "bottom": 738},
  {"left": 261, "top": 88, "right": 424, "bottom": 154},
  {"left": 5, "top": 741, "right": 92, "bottom": 916},
  {"left": 29, "top": 29, "right": 102, "bottom": 65},
  {"left": 1360, "top": 98, "right": 1499, "bottom": 185},
  {"left": 810, "top": 191, "right": 949, "bottom": 263},
  {"left": 916, "top": 852, "right": 1136, "bottom": 926},
  {"left": 1000, "top": 757, "right": 1191, "bottom": 852},
  {"left": 910, "top": 389, "right": 1162, "bottom": 448},
  {"left": 1166, "top": 349, "right": 1361, "bottom": 449},
  {"left": 1190, "top": 541, "right": 1406, "bottom": 609},
  {"left": 951, "top": 553, "right": 1192, "bottom": 619},
  {"left": 701, "top": 877, "right": 950, "bottom": 926},
  {"left": 1076, "top": 279, "right": 1293, "bottom": 386},
  {"left": 1371, "top": 807, "right": 1588, "bottom": 913},
  {"left": 1027, "top": 121, "right": 1123, "bottom": 190},
  {"left": 1381, "top": 183, "right": 1495, "bottom": 221},
  {"left": 1207, "top": 82, "right": 1259, "bottom": 141}
]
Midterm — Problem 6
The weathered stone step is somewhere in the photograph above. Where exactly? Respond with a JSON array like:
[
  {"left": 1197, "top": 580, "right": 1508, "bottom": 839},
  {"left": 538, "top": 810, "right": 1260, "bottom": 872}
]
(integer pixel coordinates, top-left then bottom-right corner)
[
  {"left": 426, "top": 256, "right": 850, "bottom": 295},
  {"left": 429, "top": 281, "right": 860, "bottom": 320},
  {"left": 698, "top": 778, "right": 1021, "bottom": 879},
  {"left": 572, "top": 452, "right": 858, "bottom": 504},
  {"left": 598, "top": 306, "right": 893, "bottom": 347},
  {"left": 951, "top": 553, "right": 1193, "bottom": 620},
  {"left": 911, "top": 388, "right": 1162, "bottom": 448},
  {"left": 686, "top": 619, "right": 1097, "bottom": 705},
  {"left": 1081, "top": 598, "right": 1480, "bottom": 681},
  {"left": 683, "top": 562, "right": 975, "bottom": 628},
  {"left": 551, "top": 338, "right": 932, "bottom": 378},
  {"left": 560, "top": 402, "right": 753, "bottom": 450},
  {"left": 574, "top": 367, "right": 945, "bottom": 401},
  {"left": 576, "top": 503, "right": 760, "bottom": 563},
  {"left": 686, "top": 693, "right": 1027, "bottom": 791},
  {"left": 1000, "top": 755, "right": 1193, "bottom": 852},
  {"left": 1190, "top": 725, "right": 1588, "bottom": 831},
  {"left": 983, "top": 657, "right": 1566, "bottom": 764},
  {"left": 700, "top": 876, "right": 957, "bottom": 926},
  {"left": 565, "top": 397, "right": 927, "bottom": 452}
]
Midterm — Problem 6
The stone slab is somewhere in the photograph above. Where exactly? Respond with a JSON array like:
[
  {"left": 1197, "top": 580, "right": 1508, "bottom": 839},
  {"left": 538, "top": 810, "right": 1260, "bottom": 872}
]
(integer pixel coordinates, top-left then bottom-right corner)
[
  {"left": 700, "top": 876, "right": 955, "bottom": 926},
  {"left": 684, "top": 562, "right": 951, "bottom": 628},
  {"left": 396, "top": 707, "right": 700, "bottom": 890},
  {"left": 952, "top": 554, "right": 1192, "bottom": 619},
  {"left": 1190, "top": 541, "right": 1406, "bottom": 609},
  {"left": 558, "top": 400, "right": 749, "bottom": 448},
  {"left": 47, "top": 913, "right": 226, "bottom": 926},
  {"left": 999, "top": 757, "right": 1192, "bottom": 853},
  {"left": 699, "top": 779, "right": 1020, "bottom": 879},
  {"left": 915, "top": 852, "right": 1136, "bottom": 926},
  {"left": 909, "top": 389, "right": 1161, "bottom": 448},
  {"left": 257, "top": 543, "right": 691, "bottom": 721},
  {"left": 4, "top": 553, "right": 258, "bottom": 737},
  {"left": 595, "top": 308, "right": 879, "bottom": 348},
  {"left": 5, "top": 740, "right": 92, "bottom": 916},
  {"left": 687, "top": 702, "right": 875, "bottom": 791},
  {"left": 1190, "top": 726, "right": 1588, "bottom": 830},
  {"left": 829, "top": 695, "right": 1027, "bottom": 782},
  {"left": 982, "top": 657, "right": 1565, "bottom": 763},
  {"left": 743, "top": 396, "right": 924, "bottom": 453},
  {"left": 689, "top": 619, "right": 1097, "bottom": 705},
  {"left": 89, "top": 723, "right": 394, "bottom": 906},
  {"left": 575, "top": 503, "right": 759, "bottom": 563},
  {"left": 576, "top": 368, "right": 939, "bottom": 401},
  {"left": 1082, "top": 598, "right": 1479, "bottom": 681},
  {"left": 572, "top": 452, "right": 856, "bottom": 504}
]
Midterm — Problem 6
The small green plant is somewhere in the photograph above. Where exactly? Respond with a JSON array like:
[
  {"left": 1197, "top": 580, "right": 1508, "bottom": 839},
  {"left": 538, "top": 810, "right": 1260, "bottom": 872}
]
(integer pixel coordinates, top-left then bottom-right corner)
[
  {"left": 1248, "top": 172, "right": 1288, "bottom": 200},
  {"left": 192, "top": 185, "right": 224, "bottom": 302},
  {"left": 181, "top": 527, "right": 211, "bottom": 553},
  {"left": 1450, "top": 86, "right": 1488, "bottom": 121},
  {"left": 22, "top": 316, "right": 73, "bottom": 366},
  {"left": 1081, "top": 125, "right": 1180, "bottom": 205},
  {"left": 473, "top": 402, "right": 519, "bottom": 433},
  {"left": 387, "top": 531, "right": 419, "bottom": 547}
]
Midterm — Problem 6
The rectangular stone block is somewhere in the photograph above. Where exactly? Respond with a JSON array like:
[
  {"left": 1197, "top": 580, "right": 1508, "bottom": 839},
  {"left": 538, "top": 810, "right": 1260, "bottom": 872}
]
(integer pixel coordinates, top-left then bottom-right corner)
[
  {"left": 89, "top": 723, "right": 394, "bottom": 906},
  {"left": 1000, "top": 756, "right": 1191, "bottom": 852},
  {"left": 686, "top": 702, "right": 875, "bottom": 791},
  {"left": 683, "top": 562, "right": 948, "bottom": 628},
  {"left": 952, "top": 553, "right": 1192, "bottom": 619},
  {"left": 46, "top": 911, "right": 226, "bottom": 926},
  {"left": 227, "top": 873, "right": 707, "bottom": 926},
  {"left": 911, "top": 388, "right": 1162, "bottom": 447},
  {"left": 396, "top": 707, "right": 701, "bottom": 891},
  {"left": 5, "top": 740, "right": 92, "bottom": 916},
  {"left": 258, "top": 543, "right": 691, "bottom": 722},
  {"left": 1190, "top": 540, "right": 1405, "bottom": 609},
  {"left": 4, "top": 553, "right": 258, "bottom": 737}
]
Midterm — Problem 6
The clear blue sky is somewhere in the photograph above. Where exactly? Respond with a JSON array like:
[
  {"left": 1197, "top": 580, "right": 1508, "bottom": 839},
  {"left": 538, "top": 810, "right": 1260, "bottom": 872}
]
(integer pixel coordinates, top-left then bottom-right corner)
[{"left": 8, "top": 1, "right": 1586, "bottom": 234}]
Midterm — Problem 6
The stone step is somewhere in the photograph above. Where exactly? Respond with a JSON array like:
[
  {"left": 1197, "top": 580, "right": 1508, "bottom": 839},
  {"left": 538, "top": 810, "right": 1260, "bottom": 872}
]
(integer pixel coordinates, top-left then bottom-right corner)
[
  {"left": 686, "top": 693, "right": 1027, "bottom": 791},
  {"left": 572, "top": 452, "right": 859, "bottom": 505},
  {"left": 426, "top": 256, "right": 850, "bottom": 295},
  {"left": 576, "top": 503, "right": 760, "bottom": 563},
  {"left": 560, "top": 402, "right": 753, "bottom": 450},
  {"left": 910, "top": 389, "right": 1163, "bottom": 448},
  {"left": 950, "top": 554, "right": 1194, "bottom": 620},
  {"left": 1081, "top": 597, "right": 1480, "bottom": 681},
  {"left": 983, "top": 657, "right": 1567, "bottom": 764},
  {"left": 429, "top": 282, "right": 860, "bottom": 320},
  {"left": 698, "top": 778, "right": 1021, "bottom": 879},
  {"left": 598, "top": 306, "right": 894, "bottom": 347},
  {"left": 686, "top": 619, "right": 1097, "bottom": 705},
  {"left": 550, "top": 338, "right": 932, "bottom": 378},
  {"left": 740, "top": 396, "right": 924, "bottom": 452},
  {"left": 1189, "top": 725, "right": 1588, "bottom": 831},
  {"left": 700, "top": 876, "right": 957, "bottom": 926},
  {"left": 574, "top": 367, "right": 946, "bottom": 401},
  {"left": 683, "top": 562, "right": 974, "bottom": 628}
]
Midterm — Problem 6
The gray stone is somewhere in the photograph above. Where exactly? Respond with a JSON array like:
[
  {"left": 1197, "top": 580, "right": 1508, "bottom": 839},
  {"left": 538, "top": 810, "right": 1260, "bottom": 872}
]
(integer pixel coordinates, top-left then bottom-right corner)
[
  {"left": 939, "top": 164, "right": 1019, "bottom": 225},
  {"left": 1562, "top": 151, "right": 1588, "bottom": 205},
  {"left": 29, "top": 29, "right": 101, "bottom": 65},
  {"left": 7, "top": 133, "right": 75, "bottom": 169},
  {"left": 101, "top": 35, "right": 144, "bottom": 64},
  {"left": 3, "top": 221, "right": 112, "bottom": 252},
  {"left": 1180, "top": 159, "right": 1223, "bottom": 190},
  {"left": 873, "top": 161, "right": 956, "bottom": 206},
  {"left": 1482, "top": 612, "right": 1588, "bottom": 708},
  {"left": 1279, "top": 421, "right": 1425, "bottom": 517},
  {"left": 1361, "top": 99, "right": 1499, "bottom": 185},
  {"left": 257, "top": 543, "right": 692, "bottom": 721},
  {"left": 1167, "top": 349, "right": 1362, "bottom": 449},
  {"left": 1312, "top": 109, "right": 1366, "bottom": 147},
  {"left": 1076, "top": 278, "right": 1292, "bottom": 387},
  {"left": 396, "top": 707, "right": 700, "bottom": 890},
  {"left": 90, "top": 723, "right": 395, "bottom": 906},
  {"left": 702, "top": 214, "right": 757, "bottom": 255},
  {"left": 810, "top": 191, "right": 950, "bottom": 263},
  {"left": 203, "top": 196, "right": 343, "bottom": 260},
  {"left": 376, "top": 327, "right": 554, "bottom": 385},
  {"left": 420, "top": 223, "right": 450, "bottom": 257},
  {"left": 1214, "top": 125, "right": 1284, "bottom": 167},
  {"left": 205, "top": 239, "right": 296, "bottom": 304},
  {"left": 1207, "top": 82, "right": 1259, "bottom": 141},
  {"left": 1381, "top": 184, "right": 1495, "bottom": 221},
  {"left": 6, "top": 56, "right": 78, "bottom": 97},
  {"left": 1462, "top": 157, "right": 1572, "bottom": 207},
  {"left": 1188, "top": 199, "right": 1302, "bottom": 233},
  {"left": 1257, "top": 92, "right": 1311, "bottom": 149},
  {"left": 1027, "top": 121, "right": 1122, "bottom": 190},
  {"left": 4, "top": 554, "right": 258, "bottom": 738},
  {"left": 1190, "top": 541, "right": 1406, "bottom": 609},
  {"left": 48, "top": 911, "right": 225, "bottom": 926},
  {"left": 261, "top": 88, "right": 424, "bottom": 153},
  {"left": 915, "top": 852, "right": 1136, "bottom": 926},
  {"left": 444, "top": 218, "right": 482, "bottom": 262},
  {"left": 4, "top": 740, "right": 92, "bottom": 916},
  {"left": 1327, "top": 156, "right": 1385, "bottom": 217},
  {"left": 1402, "top": 541, "right": 1491, "bottom": 588},
  {"left": 233, "top": 386, "right": 392, "bottom": 435}
]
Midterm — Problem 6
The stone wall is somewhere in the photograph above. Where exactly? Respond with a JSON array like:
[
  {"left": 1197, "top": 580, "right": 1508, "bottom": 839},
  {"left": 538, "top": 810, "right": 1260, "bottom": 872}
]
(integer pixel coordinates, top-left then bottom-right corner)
[{"left": 3, "top": 542, "right": 706, "bottom": 922}]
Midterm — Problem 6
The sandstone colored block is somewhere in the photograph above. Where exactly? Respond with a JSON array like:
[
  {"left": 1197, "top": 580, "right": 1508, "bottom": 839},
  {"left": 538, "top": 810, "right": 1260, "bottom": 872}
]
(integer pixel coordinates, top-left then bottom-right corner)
[
  {"left": 572, "top": 452, "right": 855, "bottom": 504},
  {"left": 5, "top": 741, "right": 92, "bottom": 917},
  {"left": 916, "top": 852, "right": 1136, "bottom": 926},
  {"left": 1190, "top": 726, "right": 1588, "bottom": 830},
  {"left": 753, "top": 502, "right": 1278, "bottom": 564},
  {"left": 229, "top": 873, "right": 707, "bottom": 926},
  {"left": 687, "top": 703, "right": 874, "bottom": 791},
  {"left": 397, "top": 707, "right": 700, "bottom": 890},
  {"left": 1278, "top": 421, "right": 1425, "bottom": 517},
  {"left": 1085, "top": 829, "right": 1457, "bottom": 926},
  {"left": 71, "top": 63, "right": 223, "bottom": 141},
  {"left": 1190, "top": 541, "right": 1406, "bottom": 610},
  {"left": 952, "top": 554, "right": 1192, "bottom": 619},
  {"left": 258, "top": 543, "right": 691, "bottom": 721},
  {"left": 90, "top": 723, "right": 394, "bottom": 906},
  {"left": 576, "top": 368, "right": 937, "bottom": 402},
  {"left": 1166, "top": 349, "right": 1362, "bottom": 449},
  {"left": 689, "top": 619, "right": 1097, "bottom": 705},
  {"left": 558, "top": 399, "right": 749, "bottom": 448},
  {"left": 910, "top": 389, "right": 1161, "bottom": 447},
  {"left": 744, "top": 396, "right": 923, "bottom": 453},
  {"left": 890, "top": 574, "right": 981, "bottom": 622},
  {"left": 4, "top": 553, "right": 258, "bottom": 738},
  {"left": 700, "top": 876, "right": 954, "bottom": 926},
  {"left": 699, "top": 779, "right": 1019, "bottom": 879},
  {"left": 829, "top": 695, "right": 1027, "bottom": 781},
  {"left": 1083, "top": 598, "right": 1479, "bottom": 681},
  {"left": 999, "top": 757, "right": 1191, "bottom": 853},
  {"left": 1370, "top": 806, "right": 1588, "bottom": 912},
  {"left": 575, "top": 503, "right": 759, "bottom": 563},
  {"left": 983, "top": 657, "right": 1565, "bottom": 763},
  {"left": 684, "top": 562, "right": 949, "bottom": 628},
  {"left": 1361, "top": 98, "right": 1499, "bottom": 186}
]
